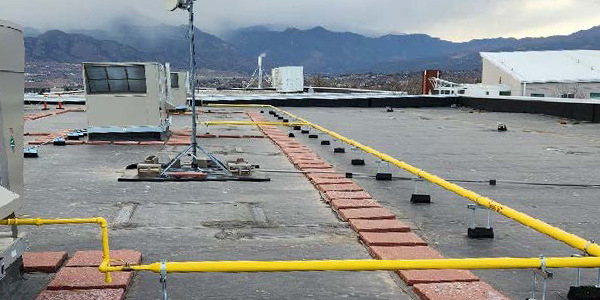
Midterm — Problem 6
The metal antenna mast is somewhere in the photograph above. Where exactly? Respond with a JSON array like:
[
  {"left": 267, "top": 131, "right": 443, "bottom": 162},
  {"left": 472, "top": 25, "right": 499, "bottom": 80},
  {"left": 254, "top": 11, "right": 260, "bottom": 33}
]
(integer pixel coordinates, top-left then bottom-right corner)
[
  {"left": 161, "top": 0, "right": 231, "bottom": 177},
  {"left": 187, "top": 0, "right": 198, "bottom": 163}
]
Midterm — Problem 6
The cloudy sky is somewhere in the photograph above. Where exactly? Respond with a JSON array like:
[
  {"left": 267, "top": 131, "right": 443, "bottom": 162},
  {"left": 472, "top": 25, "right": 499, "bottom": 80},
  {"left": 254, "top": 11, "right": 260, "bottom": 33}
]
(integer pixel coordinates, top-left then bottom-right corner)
[{"left": 3, "top": 0, "right": 600, "bottom": 41}]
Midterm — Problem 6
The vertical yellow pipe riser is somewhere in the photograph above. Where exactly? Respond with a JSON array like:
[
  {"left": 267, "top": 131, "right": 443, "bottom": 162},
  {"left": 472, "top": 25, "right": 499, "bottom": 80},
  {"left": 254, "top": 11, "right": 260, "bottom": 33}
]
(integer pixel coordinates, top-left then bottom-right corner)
[{"left": 0, "top": 218, "right": 112, "bottom": 283}]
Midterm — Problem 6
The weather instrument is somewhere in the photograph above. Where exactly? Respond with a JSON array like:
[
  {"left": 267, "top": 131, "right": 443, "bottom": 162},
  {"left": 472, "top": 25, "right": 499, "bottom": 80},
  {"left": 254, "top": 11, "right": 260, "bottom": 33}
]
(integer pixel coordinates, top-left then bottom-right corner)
[
  {"left": 164, "top": 0, "right": 187, "bottom": 11},
  {"left": 138, "top": 1, "right": 267, "bottom": 183},
  {"left": 162, "top": 0, "right": 214, "bottom": 173}
]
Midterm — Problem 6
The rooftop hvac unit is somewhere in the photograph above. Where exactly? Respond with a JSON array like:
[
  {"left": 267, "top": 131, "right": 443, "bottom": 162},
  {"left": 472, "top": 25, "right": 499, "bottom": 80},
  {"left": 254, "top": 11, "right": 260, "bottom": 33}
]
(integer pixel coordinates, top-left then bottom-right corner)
[
  {"left": 83, "top": 62, "right": 170, "bottom": 140},
  {"left": 169, "top": 71, "right": 189, "bottom": 108},
  {"left": 0, "top": 19, "right": 26, "bottom": 293},
  {"left": 271, "top": 66, "right": 304, "bottom": 93}
]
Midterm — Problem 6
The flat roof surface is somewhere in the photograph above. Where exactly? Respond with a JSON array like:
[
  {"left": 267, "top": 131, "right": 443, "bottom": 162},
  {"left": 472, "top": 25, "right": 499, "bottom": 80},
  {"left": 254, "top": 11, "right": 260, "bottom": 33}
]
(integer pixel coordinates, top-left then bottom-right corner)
[
  {"left": 8, "top": 104, "right": 600, "bottom": 299},
  {"left": 10, "top": 107, "right": 408, "bottom": 300},
  {"left": 482, "top": 50, "right": 600, "bottom": 83},
  {"left": 286, "top": 106, "right": 600, "bottom": 300}
]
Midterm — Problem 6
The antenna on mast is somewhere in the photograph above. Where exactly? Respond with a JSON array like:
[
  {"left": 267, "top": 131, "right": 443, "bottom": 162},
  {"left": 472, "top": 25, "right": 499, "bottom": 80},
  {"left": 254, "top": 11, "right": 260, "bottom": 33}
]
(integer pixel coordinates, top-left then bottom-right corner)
[{"left": 160, "top": 0, "right": 232, "bottom": 176}]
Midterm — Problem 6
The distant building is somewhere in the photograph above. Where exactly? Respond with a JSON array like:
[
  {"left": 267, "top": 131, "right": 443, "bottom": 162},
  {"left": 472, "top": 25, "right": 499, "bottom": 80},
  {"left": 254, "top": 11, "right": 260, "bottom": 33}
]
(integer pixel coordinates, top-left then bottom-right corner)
[
  {"left": 431, "top": 78, "right": 510, "bottom": 97},
  {"left": 481, "top": 50, "right": 600, "bottom": 99}
]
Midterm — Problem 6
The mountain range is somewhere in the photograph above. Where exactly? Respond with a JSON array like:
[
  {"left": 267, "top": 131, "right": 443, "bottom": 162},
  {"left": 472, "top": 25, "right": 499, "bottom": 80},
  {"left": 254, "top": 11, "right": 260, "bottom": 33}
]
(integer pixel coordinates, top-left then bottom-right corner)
[{"left": 24, "top": 24, "right": 600, "bottom": 74}]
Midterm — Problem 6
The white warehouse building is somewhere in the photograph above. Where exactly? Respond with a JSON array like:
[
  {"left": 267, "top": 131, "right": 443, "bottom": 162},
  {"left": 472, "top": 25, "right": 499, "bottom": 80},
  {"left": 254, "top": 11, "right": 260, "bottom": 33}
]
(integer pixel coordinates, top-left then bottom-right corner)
[{"left": 481, "top": 50, "right": 600, "bottom": 99}]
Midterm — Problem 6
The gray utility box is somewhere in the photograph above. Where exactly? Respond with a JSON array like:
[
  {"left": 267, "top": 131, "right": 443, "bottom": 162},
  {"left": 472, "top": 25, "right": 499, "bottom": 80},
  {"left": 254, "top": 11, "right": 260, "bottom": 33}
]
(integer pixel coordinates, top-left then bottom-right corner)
[
  {"left": 83, "top": 62, "right": 170, "bottom": 141},
  {"left": 0, "top": 19, "right": 26, "bottom": 294},
  {"left": 168, "top": 71, "right": 189, "bottom": 108}
]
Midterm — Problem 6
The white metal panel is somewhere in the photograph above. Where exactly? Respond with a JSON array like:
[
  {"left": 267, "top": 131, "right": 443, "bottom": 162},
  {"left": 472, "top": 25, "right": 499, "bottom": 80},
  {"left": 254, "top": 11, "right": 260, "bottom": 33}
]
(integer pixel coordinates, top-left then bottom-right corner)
[
  {"left": 271, "top": 66, "right": 304, "bottom": 93},
  {"left": 0, "top": 20, "right": 24, "bottom": 73},
  {"left": 84, "top": 62, "right": 168, "bottom": 129},
  {"left": 169, "top": 72, "right": 189, "bottom": 107},
  {"left": 0, "top": 20, "right": 24, "bottom": 218},
  {"left": 481, "top": 50, "right": 600, "bottom": 83}
]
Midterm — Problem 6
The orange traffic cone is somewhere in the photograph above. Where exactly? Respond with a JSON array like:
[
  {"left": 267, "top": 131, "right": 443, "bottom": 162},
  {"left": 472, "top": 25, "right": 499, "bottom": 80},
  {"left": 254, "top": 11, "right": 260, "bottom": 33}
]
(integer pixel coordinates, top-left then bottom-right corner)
[
  {"left": 42, "top": 96, "right": 49, "bottom": 110},
  {"left": 57, "top": 95, "right": 64, "bottom": 109}
]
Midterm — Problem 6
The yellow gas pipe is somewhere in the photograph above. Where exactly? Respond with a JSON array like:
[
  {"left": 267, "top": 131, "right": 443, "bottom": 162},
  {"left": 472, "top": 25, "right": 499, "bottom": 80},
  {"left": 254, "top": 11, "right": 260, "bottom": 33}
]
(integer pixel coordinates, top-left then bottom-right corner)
[
  {"left": 0, "top": 218, "right": 113, "bottom": 282},
  {"left": 2, "top": 104, "right": 598, "bottom": 279},
  {"left": 207, "top": 103, "right": 600, "bottom": 257},
  {"left": 105, "top": 256, "right": 600, "bottom": 274},
  {"left": 201, "top": 121, "right": 307, "bottom": 126}
]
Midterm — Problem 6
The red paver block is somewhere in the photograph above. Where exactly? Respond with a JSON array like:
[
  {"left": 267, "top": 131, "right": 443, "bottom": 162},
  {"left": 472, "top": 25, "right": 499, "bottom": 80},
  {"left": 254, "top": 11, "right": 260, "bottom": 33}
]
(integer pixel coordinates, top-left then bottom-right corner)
[
  {"left": 349, "top": 219, "right": 410, "bottom": 233},
  {"left": 413, "top": 281, "right": 510, "bottom": 300},
  {"left": 36, "top": 289, "right": 125, "bottom": 300},
  {"left": 359, "top": 232, "right": 427, "bottom": 246},
  {"left": 281, "top": 148, "right": 312, "bottom": 154},
  {"left": 286, "top": 151, "right": 317, "bottom": 156},
  {"left": 277, "top": 141, "right": 304, "bottom": 145},
  {"left": 139, "top": 141, "right": 165, "bottom": 145},
  {"left": 66, "top": 250, "right": 142, "bottom": 267},
  {"left": 198, "top": 134, "right": 217, "bottom": 138},
  {"left": 113, "top": 141, "right": 140, "bottom": 145},
  {"left": 291, "top": 160, "right": 327, "bottom": 167},
  {"left": 47, "top": 267, "right": 132, "bottom": 290},
  {"left": 296, "top": 163, "right": 332, "bottom": 169},
  {"left": 291, "top": 158, "right": 324, "bottom": 163},
  {"left": 368, "top": 246, "right": 478, "bottom": 285},
  {"left": 400, "top": 270, "right": 479, "bottom": 286},
  {"left": 283, "top": 150, "right": 312, "bottom": 155},
  {"left": 27, "top": 132, "right": 53, "bottom": 136},
  {"left": 280, "top": 146, "right": 307, "bottom": 150},
  {"left": 276, "top": 141, "right": 303, "bottom": 146},
  {"left": 312, "top": 177, "right": 354, "bottom": 185},
  {"left": 217, "top": 135, "right": 241, "bottom": 138},
  {"left": 305, "top": 173, "right": 345, "bottom": 180},
  {"left": 331, "top": 199, "right": 381, "bottom": 210},
  {"left": 302, "top": 168, "right": 336, "bottom": 173},
  {"left": 166, "top": 141, "right": 190, "bottom": 145},
  {"left": 369, "top": 246, "right": 439, "bottom": 260},
  {"left": 318, "top": 183, "right": 363, "bottom": 192},
  {"left": 338, "top": 207, "right": 396, "bottom": 221},
  {"left": 325, "top": 190, "right": 372, "bottom": 200},
  {"left": 22, "top": 251, "right": 68, "bottom": 273},
  {"left": 86, "top": 141, "right": 112, "bottom": 145},
  {"left": 287, "top": 154, "right": 322, "bottom": 162},
  {"left": 275, "top": 143, "right": 299, "bottom": 148},
  {"left": 279, "top": 144, "right": 305, "bottom": 149}
]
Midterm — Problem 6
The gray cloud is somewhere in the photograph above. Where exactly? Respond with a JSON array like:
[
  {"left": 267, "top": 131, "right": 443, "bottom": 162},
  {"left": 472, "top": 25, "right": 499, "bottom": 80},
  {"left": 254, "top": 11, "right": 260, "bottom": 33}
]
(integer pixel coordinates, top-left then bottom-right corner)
[{"left": 2, "top": 0, "right": 600, "bottom": 41}]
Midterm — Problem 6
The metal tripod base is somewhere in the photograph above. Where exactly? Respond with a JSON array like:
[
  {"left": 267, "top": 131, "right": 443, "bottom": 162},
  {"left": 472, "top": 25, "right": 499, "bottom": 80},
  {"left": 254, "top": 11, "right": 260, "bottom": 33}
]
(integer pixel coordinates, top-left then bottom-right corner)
[{"left": 161, "top": 143, "right": 231, "bottom": 178}]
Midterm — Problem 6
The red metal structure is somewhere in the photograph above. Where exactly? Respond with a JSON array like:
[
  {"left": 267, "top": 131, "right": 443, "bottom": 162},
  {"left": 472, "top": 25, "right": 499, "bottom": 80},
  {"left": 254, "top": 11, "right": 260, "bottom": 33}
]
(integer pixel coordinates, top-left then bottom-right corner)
[{"left": 422, "top": 70, "right": 441, "bottom": 95}]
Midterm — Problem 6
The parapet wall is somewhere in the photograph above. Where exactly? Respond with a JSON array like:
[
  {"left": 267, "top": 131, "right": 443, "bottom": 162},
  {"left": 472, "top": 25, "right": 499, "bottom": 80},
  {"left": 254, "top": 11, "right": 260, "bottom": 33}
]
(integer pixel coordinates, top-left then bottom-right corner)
[
  {"left": 205, "top": 95, "right": 454, "bottom": 108},
  {"left": 458, "top": 96, "right": 600, "bottom": 123}
]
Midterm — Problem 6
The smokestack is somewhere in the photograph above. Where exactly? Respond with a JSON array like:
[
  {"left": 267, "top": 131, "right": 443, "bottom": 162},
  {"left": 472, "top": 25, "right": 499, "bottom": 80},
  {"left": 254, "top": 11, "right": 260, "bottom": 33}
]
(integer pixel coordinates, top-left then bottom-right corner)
[{"left": 258, "top": 53, "right": 266, "bottom": 89}]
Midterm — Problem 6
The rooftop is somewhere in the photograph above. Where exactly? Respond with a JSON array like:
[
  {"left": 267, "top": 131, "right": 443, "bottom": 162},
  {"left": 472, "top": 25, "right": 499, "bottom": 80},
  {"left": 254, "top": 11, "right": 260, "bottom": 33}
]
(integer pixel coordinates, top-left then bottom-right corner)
[{"left": 8, "top": 103, "right": 600, "bottom": 299}]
